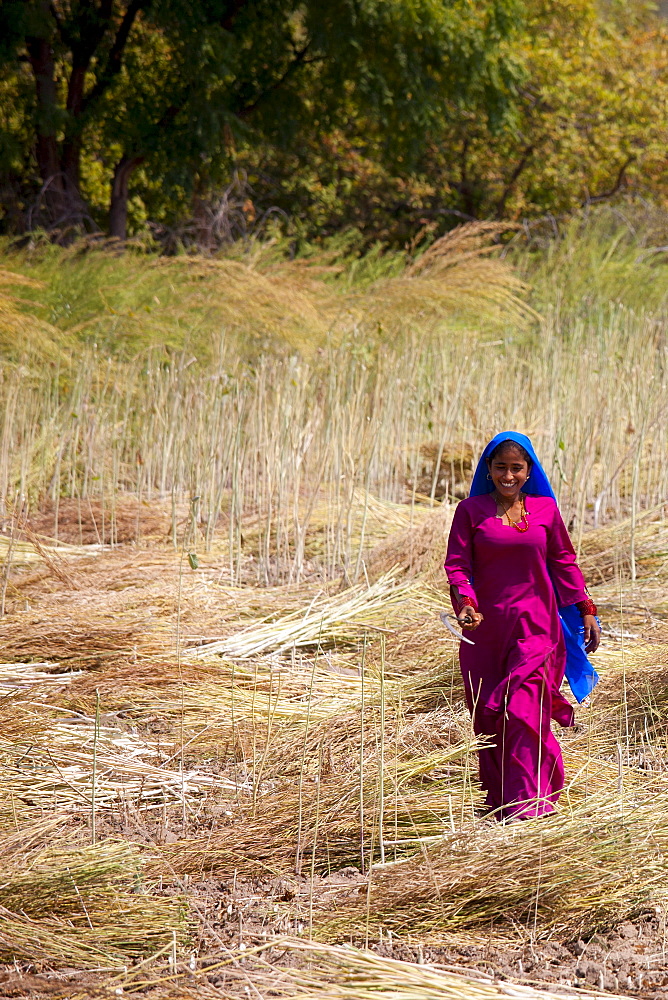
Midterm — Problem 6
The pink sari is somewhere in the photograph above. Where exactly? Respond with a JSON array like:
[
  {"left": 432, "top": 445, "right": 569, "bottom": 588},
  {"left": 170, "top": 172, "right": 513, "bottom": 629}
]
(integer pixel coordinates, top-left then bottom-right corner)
[{"left": 444, "top": 494, "right": 588, "bottom": 819}]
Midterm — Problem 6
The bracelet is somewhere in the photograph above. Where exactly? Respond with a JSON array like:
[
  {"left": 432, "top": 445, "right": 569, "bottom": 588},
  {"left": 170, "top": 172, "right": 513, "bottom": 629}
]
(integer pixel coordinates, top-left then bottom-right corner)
[
  {"left": 576, "top": 598, "right": 597, "bottom": 617},
  {"left": 457, "top": 596, "right": 479, "bottom": 615}
]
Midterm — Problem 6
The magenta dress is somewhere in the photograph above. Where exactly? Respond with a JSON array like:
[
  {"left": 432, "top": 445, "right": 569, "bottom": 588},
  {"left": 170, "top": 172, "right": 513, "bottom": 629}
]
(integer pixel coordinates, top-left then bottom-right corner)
[{"left": 444, "top": 494, "right": 588, "bottom": 819}]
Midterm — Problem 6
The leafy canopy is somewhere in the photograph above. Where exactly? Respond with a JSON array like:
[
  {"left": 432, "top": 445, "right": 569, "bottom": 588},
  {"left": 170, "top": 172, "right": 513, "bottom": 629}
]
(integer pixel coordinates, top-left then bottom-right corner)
[{"left": 0, "top": 0, "right": 526, "bottom": 236}]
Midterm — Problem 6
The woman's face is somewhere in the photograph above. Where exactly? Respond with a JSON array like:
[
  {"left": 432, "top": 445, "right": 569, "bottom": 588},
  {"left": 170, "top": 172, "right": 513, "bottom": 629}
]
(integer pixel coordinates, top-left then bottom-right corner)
[{"left": 487, "top": 445, "right": 530, "bottom": 499}]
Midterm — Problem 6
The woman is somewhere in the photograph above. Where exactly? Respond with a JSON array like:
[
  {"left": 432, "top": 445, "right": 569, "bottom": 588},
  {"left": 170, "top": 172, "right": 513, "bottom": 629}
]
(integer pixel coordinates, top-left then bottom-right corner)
[{"left": 444, "top": 432, "right": 600, "bottom": 821}]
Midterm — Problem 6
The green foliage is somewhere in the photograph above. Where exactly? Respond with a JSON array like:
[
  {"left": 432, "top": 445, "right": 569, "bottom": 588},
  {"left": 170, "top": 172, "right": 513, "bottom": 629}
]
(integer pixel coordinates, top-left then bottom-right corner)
[
  {"left": 1, "top": 0, "right": 667, "bottom": 244},
  {"left": 0, "top": 0, "right": 527, "bottom": 239},
  {"left": 233, "top": 0, "right": 668, "bottom": 243}
]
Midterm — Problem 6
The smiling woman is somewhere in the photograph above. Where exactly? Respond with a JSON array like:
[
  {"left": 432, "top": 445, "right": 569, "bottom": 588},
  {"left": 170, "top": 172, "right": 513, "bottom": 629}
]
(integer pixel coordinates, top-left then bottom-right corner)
[
  {"left": 444, "top": 432, "right": 601, "bottom": 822},
  {"left": 487, "top": 438, "right": 534, "bottom": 531}
]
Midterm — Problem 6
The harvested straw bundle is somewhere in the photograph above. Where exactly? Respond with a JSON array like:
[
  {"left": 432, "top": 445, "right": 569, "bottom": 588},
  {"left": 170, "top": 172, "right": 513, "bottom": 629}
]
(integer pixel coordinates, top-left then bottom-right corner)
[
  {"left": 578, "top": 509, "right": 668, "bottom": 583},
  {"left": 215, "top": 938, "right": 631, "bottom": 1000},
  {"left": 364, "top": 506, "right": 454, "bottom": 582},
  {"left": 0, "top": 836, "right": 187, "bottom": 968},
  {"left": 66, "top": 650, "right": 391, "bottom": 724},
  {"left": 317, "top": 790, "right": 668, "bottom": 939},
  {"left": 0, "top": 907, "right": 128, "bottom": 969},
  {"left": 0, "top": 897, "right": 186, "bottom": 969},
  {"left": 188, "top": 572, "right": 429, "bottom": 659},
  {"left": 0, "top": 709, "right": 235, "bottom": 813},
  {"left": 405, "top": 443, "right": 474, "bottom": 500},
  {"left": 0, "top": 815, "right": 70, "bottom": 858},
  {"left": 0, "top": 659, "right": 79, "bottom": 695},
  {"left": 262, "top": 702, "right": 474, "bottom": 781},
  {"left": 0, "top": 531, "right": 93, "bottom": 568},
  {"left": 561, "top": 742, "right": 668, "bottom": 800},
  {"left": 0, "top": 611, "right": 151, "bottom": 662},
  {"left": 0, "top": 839, "right": 143, "bottom": 917}
]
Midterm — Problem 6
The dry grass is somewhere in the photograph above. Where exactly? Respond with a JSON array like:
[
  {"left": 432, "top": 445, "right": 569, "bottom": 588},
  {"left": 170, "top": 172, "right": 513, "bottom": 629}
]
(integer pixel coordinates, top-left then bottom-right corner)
[
  {"left": 2, "top": 223, "right": 534, "bottom": 361},
  {"left": 0, "top": 705, "right": 235, "bottom": 815},
  {"left": 315, "top": 789, "right": 668, "bottom": 941},
  {"left": 0, "top": 499, "right": 667, "bottom": 991},
  {"left": 0, "top": 825, "right": 187, "bottom": 969},
  {"left": 152, "top": 731, "right": 484, "bottom": 880},
  {"left": 2, "top": 229, "right": 668, "bottom": 993},
  {"left": 4, "top": 225, "right": 668, "bottom": 590},
  {"left": 0, "top": 269, "right": 68, "bottom": 361},
  {"left": 26, "top": 495, "right": 173, "bottom": 545},
  {"left": 219, "top": 938, "right": 634, "bottom": 1000},
  {"left": 577, "top": 508, "right": 668, "bottom": 584},
  {"left": 365, "top": 505, "right": 455, "bottom": 582},
  {"left": 376, "top": 222, "right": 538, "bottom": 327},
  {"left": 0, "top": 611, "right": 150, "bottom": 662}
]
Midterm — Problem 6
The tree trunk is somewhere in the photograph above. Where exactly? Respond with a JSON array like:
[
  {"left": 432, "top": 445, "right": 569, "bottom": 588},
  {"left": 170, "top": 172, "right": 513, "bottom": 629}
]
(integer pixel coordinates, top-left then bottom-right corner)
[
  {"left": 26, "top": 14, "right": 89, "bottom": 233},
  {"left": 26, "top": 26, "right": 67, "bottom": 224},
  {"left": 61, "top": 63, "right": 87, "bottom": 194},
  {"left": 109, "top": 156, "right": 143, "bottom": 239}
]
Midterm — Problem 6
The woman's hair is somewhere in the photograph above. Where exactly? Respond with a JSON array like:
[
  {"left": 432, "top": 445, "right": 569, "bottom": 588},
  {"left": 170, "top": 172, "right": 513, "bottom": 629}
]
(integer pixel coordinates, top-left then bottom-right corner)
[{"left": 487, "top": 439, "right": 533, "bottom": 468}]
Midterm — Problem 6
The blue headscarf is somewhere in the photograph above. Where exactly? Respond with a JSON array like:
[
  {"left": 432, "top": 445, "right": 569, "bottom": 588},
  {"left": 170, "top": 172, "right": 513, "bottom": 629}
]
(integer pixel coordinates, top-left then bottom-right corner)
[{"left": 470, "top": 431, "right": 599, "bottom": 704}]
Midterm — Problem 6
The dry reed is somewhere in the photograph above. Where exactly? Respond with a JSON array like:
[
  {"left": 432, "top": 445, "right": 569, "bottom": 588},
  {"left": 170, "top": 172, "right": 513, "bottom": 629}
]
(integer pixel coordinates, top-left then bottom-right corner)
[
  {"left": 3, "top": 230, "right": 668, "bottom": 986},
  {"left": 225, "top": 938, "right": 634, "bottom": 1000},
  {"left": 316, "top": 790, "right": 668, "bottom": 940},
  {"left": 3, "top": 245, "right": 668, "bottom": 587},
  {"left": 0, "top": 833, "right": 187, "bottom": 968}
]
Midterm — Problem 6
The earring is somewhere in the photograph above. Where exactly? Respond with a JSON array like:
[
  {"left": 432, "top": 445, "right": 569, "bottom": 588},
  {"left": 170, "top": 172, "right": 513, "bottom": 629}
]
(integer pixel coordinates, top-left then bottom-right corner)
[{"left": 486, "top": 473, "right": 492, "bottom": 480}]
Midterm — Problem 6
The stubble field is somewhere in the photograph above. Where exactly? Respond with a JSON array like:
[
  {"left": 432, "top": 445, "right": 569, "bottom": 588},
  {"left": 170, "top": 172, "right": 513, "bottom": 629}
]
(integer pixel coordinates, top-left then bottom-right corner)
[{"left": 3, "top": 216, "right": 668, "bottom": 999}]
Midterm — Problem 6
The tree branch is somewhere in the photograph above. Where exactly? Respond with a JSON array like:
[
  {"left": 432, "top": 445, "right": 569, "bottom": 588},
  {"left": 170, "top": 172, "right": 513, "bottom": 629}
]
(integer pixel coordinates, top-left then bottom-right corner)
[
  {"left": 236, "top": 43, "right": 313, "bottom": 121},
  {"left": 80, "top": 0, "right": 151, "bottom": 118},
  {"left": 586, "top": 156, "right": 635, "bottom": 205},
  {"left": 494, "top": 143, "right": 536, "bottom": 218}
]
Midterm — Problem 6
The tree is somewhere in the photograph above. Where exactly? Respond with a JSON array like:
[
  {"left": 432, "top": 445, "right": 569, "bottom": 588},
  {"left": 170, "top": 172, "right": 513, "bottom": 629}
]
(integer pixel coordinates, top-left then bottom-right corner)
[
  {"left": 154, "top": 0, "right": 668, "bottom": 248},
  {"left": 416, "top": 0, "right": 668, "bottom": 221},
  {"left": 0, "top": 0, "right": 527, "bottom": 239}
]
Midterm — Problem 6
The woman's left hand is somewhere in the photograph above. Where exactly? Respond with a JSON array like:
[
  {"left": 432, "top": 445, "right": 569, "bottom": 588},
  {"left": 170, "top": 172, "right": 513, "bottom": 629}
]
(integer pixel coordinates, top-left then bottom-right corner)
[{"left": 583, "top": 614, "right": 601, "bottom": 653}]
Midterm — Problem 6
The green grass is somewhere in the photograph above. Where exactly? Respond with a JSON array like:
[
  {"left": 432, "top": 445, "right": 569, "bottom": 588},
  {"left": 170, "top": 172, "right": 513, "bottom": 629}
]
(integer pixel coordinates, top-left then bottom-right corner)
[{"left": 517, "top": 204, "right": 668, "bottom": 317}]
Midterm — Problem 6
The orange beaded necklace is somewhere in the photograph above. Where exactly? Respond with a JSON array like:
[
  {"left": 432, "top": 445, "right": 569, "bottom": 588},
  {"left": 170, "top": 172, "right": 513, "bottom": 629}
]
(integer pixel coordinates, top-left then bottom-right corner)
[{"left": 495, "top": 492, "right": 530, "bottom": 533}]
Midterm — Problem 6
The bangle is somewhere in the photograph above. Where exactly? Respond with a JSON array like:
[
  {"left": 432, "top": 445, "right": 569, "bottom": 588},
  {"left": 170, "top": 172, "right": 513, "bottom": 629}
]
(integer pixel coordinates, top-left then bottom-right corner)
[
  {"left": 576, "top": 598, "right": 597, "bottom": 617},
  {"left": 457, "top": 596, "right": 479, "bottom": 615}
]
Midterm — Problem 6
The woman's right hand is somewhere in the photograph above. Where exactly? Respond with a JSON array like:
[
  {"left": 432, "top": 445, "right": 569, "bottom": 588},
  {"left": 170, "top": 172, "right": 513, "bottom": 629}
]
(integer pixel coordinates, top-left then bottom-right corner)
[{"left": 457, "top": 605, "right": 484, "bottom": 630}]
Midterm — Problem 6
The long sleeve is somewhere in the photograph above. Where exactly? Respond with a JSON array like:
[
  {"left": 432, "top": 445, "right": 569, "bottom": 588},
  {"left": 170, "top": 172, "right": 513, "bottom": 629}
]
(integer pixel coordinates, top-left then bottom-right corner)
[
  {"left": 444, "top": 502, "right": 479, "bottom": 608},
  {"left": 546, "top": 501, "right": 588, "bottom": 607}
]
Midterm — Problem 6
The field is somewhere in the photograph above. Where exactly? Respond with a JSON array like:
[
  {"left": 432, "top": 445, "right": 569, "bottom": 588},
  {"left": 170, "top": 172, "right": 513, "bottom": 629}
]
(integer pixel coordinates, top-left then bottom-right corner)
[{"left": 2, "top": 215, "right": 668, "bottom": 999}]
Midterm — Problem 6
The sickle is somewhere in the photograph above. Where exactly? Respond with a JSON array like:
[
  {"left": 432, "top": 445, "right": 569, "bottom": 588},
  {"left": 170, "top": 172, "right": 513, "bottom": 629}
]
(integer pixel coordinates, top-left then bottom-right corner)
[{"left": 439, "top": 610, "right": 476, "bottom": 645}]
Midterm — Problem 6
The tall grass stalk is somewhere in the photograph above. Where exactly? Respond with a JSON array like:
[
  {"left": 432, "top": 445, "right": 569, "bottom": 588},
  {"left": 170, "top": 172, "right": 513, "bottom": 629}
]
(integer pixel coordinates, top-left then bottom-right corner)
[
  {"left": 91, "top": 688, "right": 100, "bottom": 845},
  {"left": 296, "top": 633, "right": 321, "bottom": 875},
  {"left": 378, "top": 635, "right": 386, "bottom": 866},
  {"left": 2, "top": 240, "right": 668, "bottom": 584},
  {"left": 359, "top": 637, "right": 366, "bottom": 875}
]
